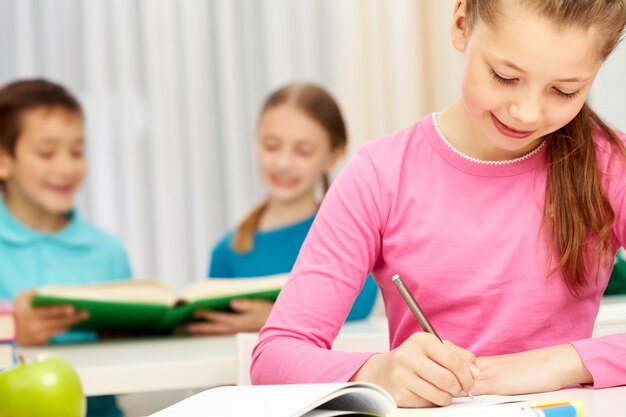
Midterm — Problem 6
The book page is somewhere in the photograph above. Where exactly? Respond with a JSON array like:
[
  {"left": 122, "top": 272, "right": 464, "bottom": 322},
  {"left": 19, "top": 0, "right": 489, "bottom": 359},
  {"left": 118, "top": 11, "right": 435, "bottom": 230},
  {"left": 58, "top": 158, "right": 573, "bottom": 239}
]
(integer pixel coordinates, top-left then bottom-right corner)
[
  {"left": 36, "top": 280, "right": 179, "bottom": 306},
  {"left": 312, "top": 385, "right": 396, "bottom": 416},
  {"left": 149, "top": 383, "right": 395, "bottom": 417},
  {"left": 180, "top": 273, "right": 289, "bottom": 302},
  {"left": 388, "top": 397, "right": 535, "bottom": 417}
]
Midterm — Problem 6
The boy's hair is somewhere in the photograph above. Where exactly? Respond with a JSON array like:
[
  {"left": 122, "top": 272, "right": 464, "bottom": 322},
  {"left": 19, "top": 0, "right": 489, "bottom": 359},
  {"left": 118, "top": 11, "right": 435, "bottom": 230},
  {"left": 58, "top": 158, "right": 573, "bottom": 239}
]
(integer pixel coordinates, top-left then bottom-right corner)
[
  {"left": 0, "top": 78, "right": 83, "bottom": 157},
  {"left": 232, "top": 82, "right": 348, "bottom": 254},
  {"left": 465, "top": 0, "right": 626, "bottom": 296}
]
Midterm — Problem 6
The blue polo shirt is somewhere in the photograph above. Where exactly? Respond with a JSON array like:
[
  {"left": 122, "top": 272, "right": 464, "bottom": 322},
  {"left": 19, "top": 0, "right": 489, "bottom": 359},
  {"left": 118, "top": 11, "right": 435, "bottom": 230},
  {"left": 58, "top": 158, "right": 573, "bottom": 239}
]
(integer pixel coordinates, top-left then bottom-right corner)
[
  {"left": 209, "top": 214, "right": 378, "bottom": 321},
  {"left": 0, "top": 200, "right": 131, "bottom": 417}
]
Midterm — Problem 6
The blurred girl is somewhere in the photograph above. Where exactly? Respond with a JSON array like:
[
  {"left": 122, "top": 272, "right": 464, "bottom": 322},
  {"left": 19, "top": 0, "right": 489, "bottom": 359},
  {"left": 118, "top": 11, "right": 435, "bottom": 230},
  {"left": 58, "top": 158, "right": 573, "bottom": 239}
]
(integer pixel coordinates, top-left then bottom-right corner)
[{"left": 188, "top": 82, "right": 378, "bottom": 335}]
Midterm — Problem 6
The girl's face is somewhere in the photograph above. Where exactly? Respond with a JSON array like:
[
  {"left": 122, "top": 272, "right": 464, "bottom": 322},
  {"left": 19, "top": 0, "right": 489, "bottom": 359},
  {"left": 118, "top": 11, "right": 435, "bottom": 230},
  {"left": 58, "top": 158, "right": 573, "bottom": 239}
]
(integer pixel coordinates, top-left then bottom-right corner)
[
  {"left": 451, "top": 1, "right": 603, "bottom": 160},
  {"left": 0, "top": 107, "right": 86, "bottom": 217},
  {"left": 257, "top": 105, "right": 343, "bottom": 205}
]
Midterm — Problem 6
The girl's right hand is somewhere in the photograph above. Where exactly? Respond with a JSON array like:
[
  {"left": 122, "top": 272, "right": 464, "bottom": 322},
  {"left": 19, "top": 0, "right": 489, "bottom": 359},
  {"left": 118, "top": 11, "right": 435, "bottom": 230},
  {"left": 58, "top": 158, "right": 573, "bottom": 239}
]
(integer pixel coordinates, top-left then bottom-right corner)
[
  {"left": 13, "top": 289, "right": 89, "bottom": 346},
  {"left": 350, "top": 332, "right": 478, "bottom": 408}
]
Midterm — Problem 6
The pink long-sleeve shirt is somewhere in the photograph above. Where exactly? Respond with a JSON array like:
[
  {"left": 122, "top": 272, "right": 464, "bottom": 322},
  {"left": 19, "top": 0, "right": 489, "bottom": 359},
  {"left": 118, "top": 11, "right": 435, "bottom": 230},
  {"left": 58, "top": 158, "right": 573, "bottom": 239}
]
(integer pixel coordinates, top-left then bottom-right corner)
[{"left": 251, "top": 114, "right": 626, "bottom": 389}]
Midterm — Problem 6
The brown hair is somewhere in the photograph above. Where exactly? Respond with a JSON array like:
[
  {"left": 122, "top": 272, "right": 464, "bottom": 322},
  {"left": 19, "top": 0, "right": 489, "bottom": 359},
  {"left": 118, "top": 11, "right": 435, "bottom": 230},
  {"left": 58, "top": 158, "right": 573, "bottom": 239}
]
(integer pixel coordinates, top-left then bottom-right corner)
[
  {"left": 465, "top": 0, "right": 626, "bottom": 296},
  {"left": 232, "top": 82, "right": 348, "bottom": 253},
  {"left": 0, "top": 78, "right": 83, "bottom": 156}
]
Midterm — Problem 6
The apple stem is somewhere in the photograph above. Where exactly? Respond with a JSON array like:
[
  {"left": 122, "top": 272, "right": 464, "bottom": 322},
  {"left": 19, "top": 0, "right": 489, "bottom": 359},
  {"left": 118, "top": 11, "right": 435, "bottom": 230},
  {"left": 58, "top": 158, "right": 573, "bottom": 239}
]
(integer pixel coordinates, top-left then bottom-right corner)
[{"left": 17, "top": 354, "right": 26, "bottom": 364}]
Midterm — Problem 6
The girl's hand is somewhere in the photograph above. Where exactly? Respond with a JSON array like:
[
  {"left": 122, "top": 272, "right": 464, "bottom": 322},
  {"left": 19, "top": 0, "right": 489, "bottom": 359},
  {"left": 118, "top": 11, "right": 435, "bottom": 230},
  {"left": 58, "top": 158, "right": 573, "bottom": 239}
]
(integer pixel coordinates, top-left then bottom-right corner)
[
  {"left": 13, "top": 290, "right": 89, "bottom": 346},
  {"left": 351, "top": 332, "right": 478, "bottom": 408},
  {"left": 186, "top": 299, "right": 274, "bottom": 335},
  {"left": 473, "top": 344, "right": 593, "bottom": 395}
]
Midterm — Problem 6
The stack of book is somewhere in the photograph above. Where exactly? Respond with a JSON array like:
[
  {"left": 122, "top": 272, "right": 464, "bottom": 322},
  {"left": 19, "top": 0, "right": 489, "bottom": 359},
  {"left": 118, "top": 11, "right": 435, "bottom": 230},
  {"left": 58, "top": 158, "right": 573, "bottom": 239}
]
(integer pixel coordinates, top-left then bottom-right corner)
[{"left": 0, "top": 299, "right": 17, "bottom": 370}]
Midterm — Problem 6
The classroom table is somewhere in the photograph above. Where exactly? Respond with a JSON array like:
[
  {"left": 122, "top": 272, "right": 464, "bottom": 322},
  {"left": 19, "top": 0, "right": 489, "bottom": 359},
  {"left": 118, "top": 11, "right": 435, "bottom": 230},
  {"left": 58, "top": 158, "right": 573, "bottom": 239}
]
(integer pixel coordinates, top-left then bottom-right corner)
[
  {"left": 593, "top": 294, "right": 626, "bottom": 337},
  {"left": 15, "top": 297, "right": 626, "bottom": 397},
  {"left": 488, "top": 385, "right": 626, "bottom": 417},
  {"left": 15, "top": 319, "right": 389, "bottom": 396},
  {"left": 17, "top": 335, "right": 238, "bottom": 396}
]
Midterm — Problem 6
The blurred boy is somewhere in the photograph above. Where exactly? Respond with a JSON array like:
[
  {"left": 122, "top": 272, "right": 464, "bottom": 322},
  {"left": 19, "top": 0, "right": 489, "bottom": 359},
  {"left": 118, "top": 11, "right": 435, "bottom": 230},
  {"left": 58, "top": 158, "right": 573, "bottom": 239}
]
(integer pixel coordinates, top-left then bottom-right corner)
[{"left": 0, "top": 79, "right": 131, "bottom": 417}]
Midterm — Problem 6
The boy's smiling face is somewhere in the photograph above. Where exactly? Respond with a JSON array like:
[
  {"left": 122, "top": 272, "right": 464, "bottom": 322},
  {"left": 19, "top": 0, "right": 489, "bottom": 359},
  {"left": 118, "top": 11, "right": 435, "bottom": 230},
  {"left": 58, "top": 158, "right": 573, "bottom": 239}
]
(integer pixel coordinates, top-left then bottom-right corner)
[
  {"left": 448, "top": 0, "right": 604, "bottom": 161},
  {"left": 0, "top": 106, "right": 86, "bottom": 226}
]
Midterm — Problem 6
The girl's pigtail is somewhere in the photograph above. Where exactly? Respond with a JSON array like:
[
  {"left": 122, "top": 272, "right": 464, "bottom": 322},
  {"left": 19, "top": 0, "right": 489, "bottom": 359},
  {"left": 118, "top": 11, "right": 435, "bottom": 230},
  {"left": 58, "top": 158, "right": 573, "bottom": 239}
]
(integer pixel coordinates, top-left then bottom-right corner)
[{"left": 232, "top": 201, "right": 268, "bottom": 253}]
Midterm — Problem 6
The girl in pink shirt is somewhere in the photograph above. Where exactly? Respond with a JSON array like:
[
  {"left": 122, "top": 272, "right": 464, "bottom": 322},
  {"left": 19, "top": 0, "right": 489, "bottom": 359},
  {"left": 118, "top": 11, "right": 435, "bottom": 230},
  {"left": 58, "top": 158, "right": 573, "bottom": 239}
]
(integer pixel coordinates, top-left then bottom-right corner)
[{"left": 251, "top": 0, "right": 626, "bottom": 408}]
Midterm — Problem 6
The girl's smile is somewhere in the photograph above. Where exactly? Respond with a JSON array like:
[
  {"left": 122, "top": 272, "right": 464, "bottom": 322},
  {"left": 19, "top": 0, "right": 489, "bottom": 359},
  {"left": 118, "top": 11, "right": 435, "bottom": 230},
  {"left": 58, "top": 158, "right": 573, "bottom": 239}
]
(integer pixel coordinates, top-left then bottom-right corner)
[
  {"left": 490, "top": 112, "right": 536, "bottom": 139},
  {"left": 268, "top": 173, "right": 301, "bottom": 189}
]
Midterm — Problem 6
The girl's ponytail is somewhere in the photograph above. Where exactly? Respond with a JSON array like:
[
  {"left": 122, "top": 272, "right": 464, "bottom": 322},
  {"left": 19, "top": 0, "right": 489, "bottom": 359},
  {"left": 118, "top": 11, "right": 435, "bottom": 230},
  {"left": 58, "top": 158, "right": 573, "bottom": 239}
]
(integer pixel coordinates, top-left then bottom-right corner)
[
  {"left": 322, "top": 174, "right": 331, "bottom": 195},
  {"left": 545, "top": 103, "right": 624, "bottom": 296},
  {"left": 232, "top": 201, "right": 268, "bottom": 253}
]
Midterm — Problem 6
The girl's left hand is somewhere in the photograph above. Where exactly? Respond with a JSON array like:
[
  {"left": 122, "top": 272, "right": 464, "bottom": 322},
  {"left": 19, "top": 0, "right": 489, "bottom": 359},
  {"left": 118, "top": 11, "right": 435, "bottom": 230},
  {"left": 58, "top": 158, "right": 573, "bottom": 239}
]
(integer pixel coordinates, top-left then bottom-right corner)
[
  {"left": 186, "top": 299, "right": 274, "bottom": 335},
  {"left": 472, "top": 343, "right": 593, "bottom": 395}
]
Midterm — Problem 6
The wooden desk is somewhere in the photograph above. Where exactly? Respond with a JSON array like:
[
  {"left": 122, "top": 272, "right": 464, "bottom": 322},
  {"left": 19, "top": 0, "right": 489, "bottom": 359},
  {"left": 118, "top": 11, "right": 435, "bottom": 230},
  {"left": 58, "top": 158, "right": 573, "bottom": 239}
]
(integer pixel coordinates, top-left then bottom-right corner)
[{"left": 17, "top": 335, "right": 237, "bottom": 396}]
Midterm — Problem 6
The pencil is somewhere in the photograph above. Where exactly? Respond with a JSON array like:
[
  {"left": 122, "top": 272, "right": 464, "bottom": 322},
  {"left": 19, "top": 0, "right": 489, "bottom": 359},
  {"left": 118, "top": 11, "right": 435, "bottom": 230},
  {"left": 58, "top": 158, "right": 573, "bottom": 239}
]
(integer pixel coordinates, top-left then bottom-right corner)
[{"left": 392, "top": 274, "right": 474, "bottom": 400}]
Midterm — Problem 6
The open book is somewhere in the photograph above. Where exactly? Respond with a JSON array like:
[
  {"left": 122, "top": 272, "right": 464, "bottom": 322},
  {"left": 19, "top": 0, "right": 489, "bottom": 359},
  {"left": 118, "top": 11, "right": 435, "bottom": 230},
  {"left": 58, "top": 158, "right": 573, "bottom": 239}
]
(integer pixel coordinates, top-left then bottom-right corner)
[
  {"left": 148, "top": 383, "right": 553, "bottom": 417},
  {"left": 31, "top": 274, "right": 288, "bottom": 333}
]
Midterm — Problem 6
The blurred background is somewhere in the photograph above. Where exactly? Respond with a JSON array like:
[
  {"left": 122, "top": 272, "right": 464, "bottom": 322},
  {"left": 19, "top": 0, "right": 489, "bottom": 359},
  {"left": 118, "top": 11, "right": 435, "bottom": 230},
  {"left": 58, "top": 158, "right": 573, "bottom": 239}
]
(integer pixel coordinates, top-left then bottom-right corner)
[{"left": 0, "top": 0, "right": 624, "bottom": 290}]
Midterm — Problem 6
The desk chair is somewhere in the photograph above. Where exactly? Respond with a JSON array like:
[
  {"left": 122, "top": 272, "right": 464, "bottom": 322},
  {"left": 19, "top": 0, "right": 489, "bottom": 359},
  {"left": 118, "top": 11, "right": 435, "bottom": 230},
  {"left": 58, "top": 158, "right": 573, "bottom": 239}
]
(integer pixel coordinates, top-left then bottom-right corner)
[
  {"left": 236, "top": 326, "right": 389, "bottom": 385},
  {"left": 236, "top": 332, "right": 262, "bottom": 385}
]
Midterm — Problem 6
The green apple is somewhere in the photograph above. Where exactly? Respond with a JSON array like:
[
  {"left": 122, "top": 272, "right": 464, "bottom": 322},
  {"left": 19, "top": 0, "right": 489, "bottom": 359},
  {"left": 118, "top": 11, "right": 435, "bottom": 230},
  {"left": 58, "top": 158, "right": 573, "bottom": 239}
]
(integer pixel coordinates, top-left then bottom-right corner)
[{"left": 0, "top": 353, "right": 85, "bottom": 417}]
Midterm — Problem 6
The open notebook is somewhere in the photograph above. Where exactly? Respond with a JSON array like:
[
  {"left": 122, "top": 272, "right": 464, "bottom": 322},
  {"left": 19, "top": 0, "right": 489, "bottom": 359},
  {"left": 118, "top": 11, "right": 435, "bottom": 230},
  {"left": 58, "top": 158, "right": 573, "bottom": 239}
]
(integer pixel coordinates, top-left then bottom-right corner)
[{"left": 148, "top": 383, "right": 559, "bottom": 417}]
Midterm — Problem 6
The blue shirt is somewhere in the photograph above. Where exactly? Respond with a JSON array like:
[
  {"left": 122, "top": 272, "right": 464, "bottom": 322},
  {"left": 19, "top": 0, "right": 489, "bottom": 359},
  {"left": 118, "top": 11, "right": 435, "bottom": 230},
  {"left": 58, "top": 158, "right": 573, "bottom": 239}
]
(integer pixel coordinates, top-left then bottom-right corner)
[
  {"left": 209, "top": 214, "right": 378, "bottom": 321},
  {"left": 0, "top": 200, "right": 130, "bottom": 417}
]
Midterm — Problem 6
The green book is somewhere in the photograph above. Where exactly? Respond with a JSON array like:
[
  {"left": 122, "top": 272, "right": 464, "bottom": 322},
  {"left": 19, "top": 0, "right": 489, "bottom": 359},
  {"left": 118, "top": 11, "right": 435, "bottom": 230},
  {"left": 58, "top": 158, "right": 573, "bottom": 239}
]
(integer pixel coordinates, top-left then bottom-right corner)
[{"left": 31, "top": 274, "right": 288, "bottom": 333}]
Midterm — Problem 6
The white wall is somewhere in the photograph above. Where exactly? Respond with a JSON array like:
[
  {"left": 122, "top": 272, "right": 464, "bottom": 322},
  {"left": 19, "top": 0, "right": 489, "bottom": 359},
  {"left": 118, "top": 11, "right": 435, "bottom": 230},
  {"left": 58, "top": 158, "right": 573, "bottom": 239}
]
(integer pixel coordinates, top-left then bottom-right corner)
[{"left": 590, "top": 39, "right": 626, "bottom": 131}]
